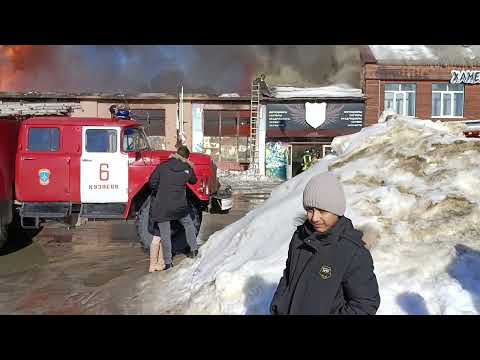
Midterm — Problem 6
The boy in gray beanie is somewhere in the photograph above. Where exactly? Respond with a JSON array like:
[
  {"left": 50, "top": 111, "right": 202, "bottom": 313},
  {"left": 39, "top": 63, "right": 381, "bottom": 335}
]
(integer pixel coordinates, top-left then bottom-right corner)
[{"left": 270, "top": 172, "right": 380, "bottom": 315}]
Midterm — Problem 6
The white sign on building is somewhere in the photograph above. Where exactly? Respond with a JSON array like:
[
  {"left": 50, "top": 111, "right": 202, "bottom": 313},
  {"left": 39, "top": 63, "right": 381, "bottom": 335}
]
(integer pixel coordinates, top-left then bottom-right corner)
[{"left": 451, "top": 70, "right": 480, "bottom": 84}]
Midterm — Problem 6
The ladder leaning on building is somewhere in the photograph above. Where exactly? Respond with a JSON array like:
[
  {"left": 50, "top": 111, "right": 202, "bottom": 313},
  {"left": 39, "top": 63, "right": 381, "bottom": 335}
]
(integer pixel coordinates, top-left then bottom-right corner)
[
  {"left": 249, "top": 78, "right": 261, "bottom": 174},
  {"left": 0, "top": 102, "right": 82, "bottom": 117}
]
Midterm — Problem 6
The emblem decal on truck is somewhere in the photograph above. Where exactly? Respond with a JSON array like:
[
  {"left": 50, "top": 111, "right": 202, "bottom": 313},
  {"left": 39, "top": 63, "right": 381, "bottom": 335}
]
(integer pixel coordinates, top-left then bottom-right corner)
[{"left": 38, "top": 169, "right": 51, "bottom": 186}]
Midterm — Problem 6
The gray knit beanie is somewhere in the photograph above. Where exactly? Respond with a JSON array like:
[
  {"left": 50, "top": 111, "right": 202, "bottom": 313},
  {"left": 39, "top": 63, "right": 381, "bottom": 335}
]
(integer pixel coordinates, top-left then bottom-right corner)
[{"left": 303, "top": 172, "right": 346, "bottom": 216}]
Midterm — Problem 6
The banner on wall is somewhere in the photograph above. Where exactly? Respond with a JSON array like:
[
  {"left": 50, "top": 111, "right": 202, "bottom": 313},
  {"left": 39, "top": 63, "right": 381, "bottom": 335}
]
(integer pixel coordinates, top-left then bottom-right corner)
[
  {"left": 266, "top": 102, "right": 364, "bottom": 137},
  {"left": 191, "top": 104, "right": 204, "bottom": 153},
  {"left": 265, "top": 142, "right": 288, "bottom": 180}
]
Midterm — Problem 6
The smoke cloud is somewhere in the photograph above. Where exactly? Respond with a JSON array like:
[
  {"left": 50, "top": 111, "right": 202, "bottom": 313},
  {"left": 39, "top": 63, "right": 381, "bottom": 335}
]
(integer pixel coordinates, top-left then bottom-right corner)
[{"left": 0, "top": 45, "right": 362, "bottom": 94}]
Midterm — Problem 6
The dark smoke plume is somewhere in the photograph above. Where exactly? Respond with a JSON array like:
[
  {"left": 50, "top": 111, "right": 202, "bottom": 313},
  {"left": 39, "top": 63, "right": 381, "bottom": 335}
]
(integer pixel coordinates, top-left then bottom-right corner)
[{"left": 0, "top": 45, "right": 362, "bottom": 94}]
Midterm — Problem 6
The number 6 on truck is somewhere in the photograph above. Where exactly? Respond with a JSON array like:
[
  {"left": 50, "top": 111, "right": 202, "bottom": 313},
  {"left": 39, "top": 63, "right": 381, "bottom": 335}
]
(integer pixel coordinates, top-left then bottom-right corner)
[{"left": 80, "top": 126, "right": 129, "bottom": 203}]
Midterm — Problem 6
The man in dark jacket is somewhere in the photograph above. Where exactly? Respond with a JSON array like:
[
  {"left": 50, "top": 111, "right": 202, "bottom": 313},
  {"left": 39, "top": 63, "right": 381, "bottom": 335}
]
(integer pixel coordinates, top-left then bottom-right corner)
[
  {"left": 270, "top": 172, "right": 380, "bottom": 315},
  {"left": 149, "top": 146, "right": 199, "bottom": 269}
]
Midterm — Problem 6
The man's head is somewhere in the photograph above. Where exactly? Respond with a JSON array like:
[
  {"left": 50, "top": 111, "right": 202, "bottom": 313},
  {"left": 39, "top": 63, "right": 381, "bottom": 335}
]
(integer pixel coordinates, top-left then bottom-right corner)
[
  {"left": 303, "top": 172, "right": 346, "bottom": 233},
  {"left": 176, "top": 145, "right": 190, "bottom": 159}
]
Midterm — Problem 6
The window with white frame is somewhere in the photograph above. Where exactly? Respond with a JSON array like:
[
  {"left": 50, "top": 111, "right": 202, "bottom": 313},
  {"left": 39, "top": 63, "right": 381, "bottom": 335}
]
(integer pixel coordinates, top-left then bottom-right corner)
[
  {"left": 432, "top": 83, "right": 464, "bottom": 117},
  {"left": 384, "top": 83, "right": 416, "bottom": 117}
]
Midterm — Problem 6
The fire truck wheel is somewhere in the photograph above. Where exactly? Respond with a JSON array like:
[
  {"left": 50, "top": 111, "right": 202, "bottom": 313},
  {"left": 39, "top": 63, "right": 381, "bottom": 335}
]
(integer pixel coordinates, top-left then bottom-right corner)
[
  {"left": 136, "top": 196, "right": 202, "bottom": 253},
  {"left": 23, "top": 227, "right": 43, "bottom": 238}
]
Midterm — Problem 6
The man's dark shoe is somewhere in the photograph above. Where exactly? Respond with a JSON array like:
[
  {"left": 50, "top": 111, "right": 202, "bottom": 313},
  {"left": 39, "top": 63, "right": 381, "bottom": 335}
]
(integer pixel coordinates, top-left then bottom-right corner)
[
  {"left": 164, "top": 263, "right": 174, "bottom": 270},
  {"left": 187, "top": 250, "right": 198, "bottom": 259}
]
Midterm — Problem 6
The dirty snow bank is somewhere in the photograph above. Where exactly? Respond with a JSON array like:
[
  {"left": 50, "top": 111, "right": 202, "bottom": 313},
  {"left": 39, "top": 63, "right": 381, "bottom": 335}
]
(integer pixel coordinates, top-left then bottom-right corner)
[
  {"left": 124, "top": 115, "right": 480, "bottom": 315},
  {"left": 217, "top": 168, "right": 282, "bottom": 193}
]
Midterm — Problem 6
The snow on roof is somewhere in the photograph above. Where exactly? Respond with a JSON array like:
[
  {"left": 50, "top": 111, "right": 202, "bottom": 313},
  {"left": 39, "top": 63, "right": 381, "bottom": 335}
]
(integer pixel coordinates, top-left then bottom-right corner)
[
  {"left": 218, "top": 93, "right": 241, "bottom": 98},
  {"left": 123, "top": 114, "right": 480, "bottom": 315},
  {"left": 369, "top": 45, "right": 480, "bottom": 66},
  {"left": 267, "top": 84, "right": 363, "bottom": 99}
]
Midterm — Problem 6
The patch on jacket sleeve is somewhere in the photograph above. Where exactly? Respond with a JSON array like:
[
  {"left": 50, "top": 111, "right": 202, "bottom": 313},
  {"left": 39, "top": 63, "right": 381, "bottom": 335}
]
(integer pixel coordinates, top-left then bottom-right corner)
[{"left": 319, "top": 265, "right": 332, "bottom": 279}]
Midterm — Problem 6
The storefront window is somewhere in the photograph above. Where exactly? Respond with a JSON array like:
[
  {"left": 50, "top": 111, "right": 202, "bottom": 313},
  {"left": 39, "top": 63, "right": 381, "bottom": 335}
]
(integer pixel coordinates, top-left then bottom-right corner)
[
  {"left": 221, "top": 111, "right": 237, "bottom": 136},
  {"left": 238, "top": 111, "right": 250, "bottom": 162},
  {"left": 204, "top": 111, "right": 220, "bottom": 137},
  {"left": 203, "top": 111, "right": 221, "bottom": 162},
  {"left": 432, "top": 83, "right": 464, "bottom": 117},
  {"left": 203, "top": 110, "right": 251, "bottom": 163},
  {"left": 130, "top": 109, "right": 166, "bottom": 150},
  {"left": 384, "top": 83, "right": 416, "bottom": 117},
  {"left": 432, "top": 93, "right": 441, "bottom": 116},
  {"left": 455, "top": 93, "right": 464, "bottom": 116},
  {"left": 220, "top": 111, "right": 238, "bottom": 162}
]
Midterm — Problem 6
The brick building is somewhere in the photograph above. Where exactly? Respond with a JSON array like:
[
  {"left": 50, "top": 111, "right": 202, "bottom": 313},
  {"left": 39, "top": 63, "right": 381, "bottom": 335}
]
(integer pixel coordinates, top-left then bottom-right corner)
[{"left": 361, "top": 45, "right": 480, "bottom": 127}]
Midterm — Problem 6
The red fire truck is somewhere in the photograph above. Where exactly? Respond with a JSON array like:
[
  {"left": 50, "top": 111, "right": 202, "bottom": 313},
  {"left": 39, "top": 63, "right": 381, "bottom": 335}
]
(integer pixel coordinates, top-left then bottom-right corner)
[
  {"left": 0, "top": 117, "right": 20, "bottom": 248},
  {"left": 0, "top": 108, "right": 232, "bottom": 251}
]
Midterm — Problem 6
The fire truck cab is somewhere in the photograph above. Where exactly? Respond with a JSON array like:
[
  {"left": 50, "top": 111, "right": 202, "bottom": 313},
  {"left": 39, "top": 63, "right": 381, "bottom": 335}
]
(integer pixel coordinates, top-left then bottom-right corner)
[{"left": 13, "top": 115, "right": 232, "bottom": 251}]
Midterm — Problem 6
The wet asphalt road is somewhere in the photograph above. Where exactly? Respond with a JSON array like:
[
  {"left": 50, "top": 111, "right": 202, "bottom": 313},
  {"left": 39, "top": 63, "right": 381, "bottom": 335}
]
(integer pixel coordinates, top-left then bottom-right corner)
[{"left": 0, "top": 187, "right": 277, "bottom": 314}]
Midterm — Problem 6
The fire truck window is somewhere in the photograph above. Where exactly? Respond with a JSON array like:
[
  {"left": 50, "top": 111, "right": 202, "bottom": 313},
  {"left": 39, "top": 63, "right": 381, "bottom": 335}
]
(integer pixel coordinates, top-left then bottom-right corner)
[
  {"left": 86, "top": 129, "right": 117, "bottom": 153},
  {"left": 28, "top": 128, "right": 60, "bottom": 152},
  {"left": 123, "top": 128, "right": 148, "bottom": 152}
]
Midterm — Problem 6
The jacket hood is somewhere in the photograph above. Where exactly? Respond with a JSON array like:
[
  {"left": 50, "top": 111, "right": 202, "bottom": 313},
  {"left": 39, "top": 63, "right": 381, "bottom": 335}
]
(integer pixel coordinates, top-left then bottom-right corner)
[{"left": 168, "top": 153, "right": 194, "bottom": 172}]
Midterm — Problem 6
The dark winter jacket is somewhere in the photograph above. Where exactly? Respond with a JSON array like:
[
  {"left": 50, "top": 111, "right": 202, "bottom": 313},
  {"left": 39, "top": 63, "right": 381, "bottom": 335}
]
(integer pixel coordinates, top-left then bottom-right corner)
[
  {"left": 149, "top": 154, "right": 197, "bottom": 223},
  {"left": 270, "top": 216, "right": 380, "bottom": 315}
]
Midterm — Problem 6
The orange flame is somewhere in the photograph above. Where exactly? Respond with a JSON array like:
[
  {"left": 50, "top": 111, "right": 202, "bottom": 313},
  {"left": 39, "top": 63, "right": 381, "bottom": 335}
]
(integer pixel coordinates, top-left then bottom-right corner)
[{"left": 0, "top": 45, "right": 44, "bottom": 91}]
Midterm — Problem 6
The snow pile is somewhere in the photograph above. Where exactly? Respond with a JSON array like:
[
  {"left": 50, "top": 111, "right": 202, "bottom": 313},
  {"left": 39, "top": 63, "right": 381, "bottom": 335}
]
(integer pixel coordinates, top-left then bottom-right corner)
[
  {"left": 268, "top": 84, "right": 363, "bottom": 99},
  {"left": 124, "top": 115, "right": 480, "bottom": 315},
  {"left": 217, "top": 168, "right": 281, "bottom": 193}
]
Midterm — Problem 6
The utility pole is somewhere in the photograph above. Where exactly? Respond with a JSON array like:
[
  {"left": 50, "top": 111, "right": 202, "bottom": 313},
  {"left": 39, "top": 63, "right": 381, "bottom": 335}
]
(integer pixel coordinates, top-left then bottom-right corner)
[{"left": 176, "top": 83, "right": 185, "bottom": 148}]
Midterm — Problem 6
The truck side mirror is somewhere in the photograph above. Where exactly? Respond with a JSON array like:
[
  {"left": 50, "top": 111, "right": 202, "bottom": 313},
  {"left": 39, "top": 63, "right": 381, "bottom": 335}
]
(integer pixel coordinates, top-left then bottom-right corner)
[{"left": 135, "top": 151, "right": 141, "bottom": 161}]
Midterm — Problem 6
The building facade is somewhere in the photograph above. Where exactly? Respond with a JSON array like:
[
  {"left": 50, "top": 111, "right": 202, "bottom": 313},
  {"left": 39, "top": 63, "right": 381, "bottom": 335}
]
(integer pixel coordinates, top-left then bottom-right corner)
[
  {"left": 0, "top": 87, "right": 366, "bottom": 178},
  {"left": 361, "top": 45, "right": 480, "bottom": 127},
  {"left": 263, "top": 94, "right": 364, "bottom": 178}
]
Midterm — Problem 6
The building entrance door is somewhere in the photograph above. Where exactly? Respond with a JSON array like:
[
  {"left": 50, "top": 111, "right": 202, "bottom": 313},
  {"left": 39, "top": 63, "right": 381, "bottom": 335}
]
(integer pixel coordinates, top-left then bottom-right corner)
[{"left": 290, "top": 143, "right": 331, "bottom": 177}]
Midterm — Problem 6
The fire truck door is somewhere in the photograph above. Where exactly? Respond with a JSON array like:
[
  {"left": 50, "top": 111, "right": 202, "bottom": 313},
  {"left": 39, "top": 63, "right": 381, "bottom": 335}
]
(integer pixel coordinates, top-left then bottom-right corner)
[
  {"left": 80, "top": 127, "right": 129, "bottom": 203},
  {"left": 18, "top": 126, "right": 70, "bottom": 201}
]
